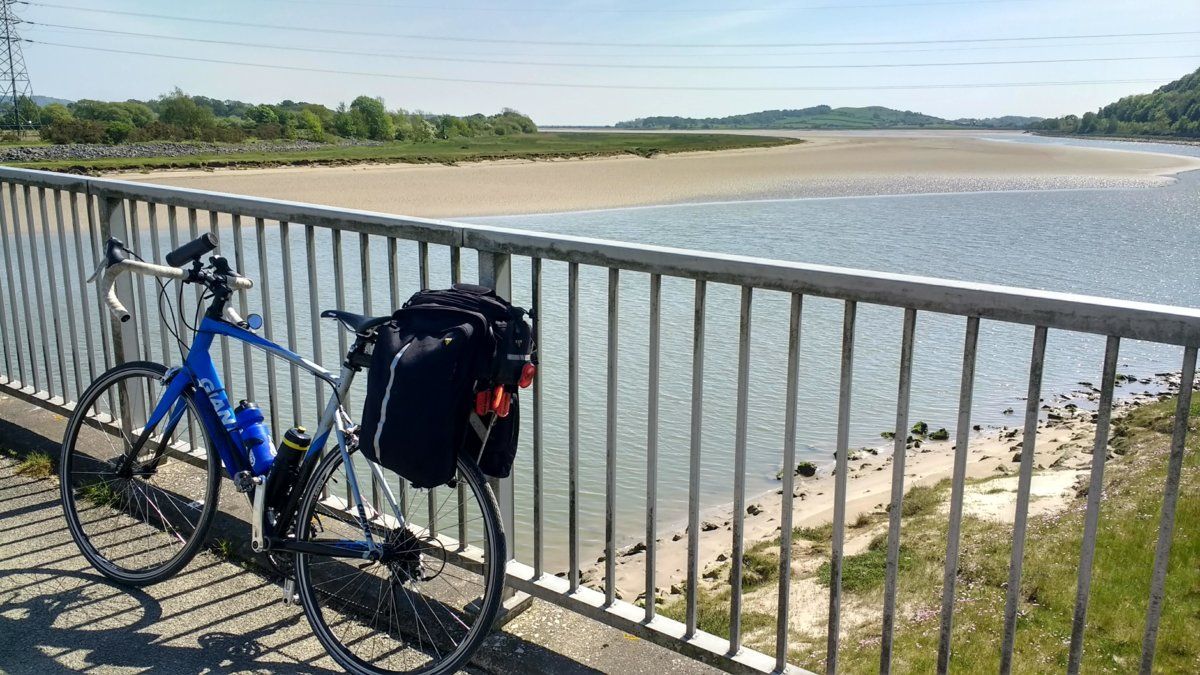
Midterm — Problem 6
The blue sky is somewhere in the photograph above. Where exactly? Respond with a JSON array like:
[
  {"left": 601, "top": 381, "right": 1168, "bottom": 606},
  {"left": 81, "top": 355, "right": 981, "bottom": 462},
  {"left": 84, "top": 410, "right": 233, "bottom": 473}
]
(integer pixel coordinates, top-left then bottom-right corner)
[{"left": 14, "top": 0, "right": 1200, "bottom": 124}]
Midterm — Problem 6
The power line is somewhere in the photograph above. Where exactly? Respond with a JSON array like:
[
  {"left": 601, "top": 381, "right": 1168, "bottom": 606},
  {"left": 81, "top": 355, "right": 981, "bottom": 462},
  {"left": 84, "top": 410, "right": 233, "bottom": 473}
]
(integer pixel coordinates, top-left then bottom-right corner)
[
  {"left": 221, "top": 0, "right": 1038, "bottom": 14},
  {"left": 24, "top": 39, "right": 1179, "bottom": 92},
  {"left": 23, "top": 22, "right": 1199, "bottom": 59},
  {"left": 22, "top": 22, "right": 1200, "bottom": 71},
  {"left": 21, "top": 2, "right": 1200, "bottom": 49}
]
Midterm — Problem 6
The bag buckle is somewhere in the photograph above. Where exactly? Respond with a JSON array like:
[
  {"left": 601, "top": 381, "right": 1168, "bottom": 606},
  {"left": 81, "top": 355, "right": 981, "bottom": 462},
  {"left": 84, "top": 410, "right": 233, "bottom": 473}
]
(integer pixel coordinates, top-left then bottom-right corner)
[{"left": 475, "top": 385, "right": 512, "bottom": 418}]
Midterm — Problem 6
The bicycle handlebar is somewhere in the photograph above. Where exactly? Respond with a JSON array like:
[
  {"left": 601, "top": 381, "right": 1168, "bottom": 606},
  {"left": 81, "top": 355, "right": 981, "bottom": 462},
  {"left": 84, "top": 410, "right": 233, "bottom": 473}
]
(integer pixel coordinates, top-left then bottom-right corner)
[
  {"left": 165, "top": 233, "right": 219, "bottom": 267},
  {"left": 101, "top": 258, "right": 252, "bottom": 323}
]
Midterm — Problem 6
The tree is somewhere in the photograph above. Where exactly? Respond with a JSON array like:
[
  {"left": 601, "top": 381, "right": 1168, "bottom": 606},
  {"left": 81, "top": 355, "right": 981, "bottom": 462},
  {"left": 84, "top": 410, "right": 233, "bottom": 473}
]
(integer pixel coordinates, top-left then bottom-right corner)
[
  {"left": 407, "top": 114, "right": 434, "bottom": 142},
  {"left": 157, "top": 89, "right": 217, "bottom": 137},
  {"left": 39, "top": 103, "right": 73, "bottom": 127},
  {"left": 300, "top": 109, "right": 325, "bottom": 142},
  {"left": 436, "top": 115, "right": 471, "bottom": 139},
  {"left": 244, "top": 104, "right": 278, "bottom": 125},
  {"left": 348, "top": 96, "right": 394, "bottom": 141}
]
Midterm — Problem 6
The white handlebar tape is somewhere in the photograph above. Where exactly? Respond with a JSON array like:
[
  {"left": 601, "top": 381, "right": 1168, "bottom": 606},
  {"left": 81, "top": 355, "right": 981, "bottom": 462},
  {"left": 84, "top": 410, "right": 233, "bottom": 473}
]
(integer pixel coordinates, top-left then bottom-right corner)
[
  {"left": 101, "top": 259, "right": 254, "bottom": 322},
  {"left": 100, "top": 260, "right": 190, "bottom": 322}
]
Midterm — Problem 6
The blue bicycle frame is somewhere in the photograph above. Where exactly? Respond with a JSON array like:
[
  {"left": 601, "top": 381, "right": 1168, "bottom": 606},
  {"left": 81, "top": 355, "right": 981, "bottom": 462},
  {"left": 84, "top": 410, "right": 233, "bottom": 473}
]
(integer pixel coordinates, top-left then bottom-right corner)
[{"left": 135, "top": 314, "right": 399, "bottom": 559}]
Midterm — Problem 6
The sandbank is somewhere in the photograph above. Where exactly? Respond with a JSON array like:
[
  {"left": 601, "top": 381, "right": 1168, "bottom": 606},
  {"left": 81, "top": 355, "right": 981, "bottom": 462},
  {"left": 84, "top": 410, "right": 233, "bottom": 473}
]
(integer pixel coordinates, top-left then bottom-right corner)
[{"left": 119, "top": 131, "right": 1200, "bottom": 218}]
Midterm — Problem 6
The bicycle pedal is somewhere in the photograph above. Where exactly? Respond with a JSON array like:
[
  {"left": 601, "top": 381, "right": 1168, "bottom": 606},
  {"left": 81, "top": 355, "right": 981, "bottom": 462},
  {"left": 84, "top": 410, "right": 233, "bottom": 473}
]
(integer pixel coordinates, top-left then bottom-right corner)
[{"left": 281, "top": 578, "right": 299, "bottom": 606}]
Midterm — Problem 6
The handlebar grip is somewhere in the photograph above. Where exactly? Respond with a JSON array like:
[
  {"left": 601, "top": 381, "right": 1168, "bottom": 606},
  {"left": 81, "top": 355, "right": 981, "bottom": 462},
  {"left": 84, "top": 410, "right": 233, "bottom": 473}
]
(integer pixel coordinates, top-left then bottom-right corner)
[
  {"left": 102, "top": 266, "right": 131, "bottom": 323},
  {"left": 228, "top": 275, "right": 254, "bottom": 291},
  {"left": 165, "top": 232, "right": 218, "bottom": 267}
]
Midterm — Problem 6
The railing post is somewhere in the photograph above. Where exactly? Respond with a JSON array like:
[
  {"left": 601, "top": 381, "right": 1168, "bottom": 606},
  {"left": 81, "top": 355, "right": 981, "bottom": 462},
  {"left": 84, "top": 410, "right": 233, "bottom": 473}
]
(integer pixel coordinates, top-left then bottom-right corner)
[
  {"left": 98, "top": 193, "right": 140, "bottom": 367},
  {"left": 97, "top": 192, "right": 145, "bottom": 430},
  {"left": 477, "top": 250, "right": 516, "bottom": 561}
]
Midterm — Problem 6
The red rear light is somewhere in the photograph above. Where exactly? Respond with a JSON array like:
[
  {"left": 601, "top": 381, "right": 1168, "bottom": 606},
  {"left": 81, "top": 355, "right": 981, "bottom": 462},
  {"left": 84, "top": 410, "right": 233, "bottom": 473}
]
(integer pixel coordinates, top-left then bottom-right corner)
[
  {"left": 518, "top": 362, "right": 536, "bottom": 388},
  {"left": 474, "top": 390, "right": 490, "bottom": 416}
]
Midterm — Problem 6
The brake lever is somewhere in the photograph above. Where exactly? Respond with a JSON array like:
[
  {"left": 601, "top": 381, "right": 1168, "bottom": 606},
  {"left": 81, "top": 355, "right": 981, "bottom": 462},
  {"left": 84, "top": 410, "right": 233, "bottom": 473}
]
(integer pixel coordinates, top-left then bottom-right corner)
[
  {"left": 84, "top": 257, "right": 107, "bottom": 284},
  {"left": 86, "top": 237, "right": 132, "bottom": 284}
]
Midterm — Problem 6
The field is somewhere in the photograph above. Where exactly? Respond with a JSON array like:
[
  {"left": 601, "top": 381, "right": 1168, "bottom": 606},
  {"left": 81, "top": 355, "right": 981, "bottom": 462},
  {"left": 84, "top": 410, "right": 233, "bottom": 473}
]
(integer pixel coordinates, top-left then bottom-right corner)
[{"left": 5, "top": 132, "right": 801, "bottom": 174}]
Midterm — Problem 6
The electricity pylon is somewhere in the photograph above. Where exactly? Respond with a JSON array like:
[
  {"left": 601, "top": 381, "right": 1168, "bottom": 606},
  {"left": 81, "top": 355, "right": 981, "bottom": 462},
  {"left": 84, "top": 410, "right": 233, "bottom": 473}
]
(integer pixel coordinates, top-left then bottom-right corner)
[{"left": 0, "top": 0, "right": 35, "bottom": 131}]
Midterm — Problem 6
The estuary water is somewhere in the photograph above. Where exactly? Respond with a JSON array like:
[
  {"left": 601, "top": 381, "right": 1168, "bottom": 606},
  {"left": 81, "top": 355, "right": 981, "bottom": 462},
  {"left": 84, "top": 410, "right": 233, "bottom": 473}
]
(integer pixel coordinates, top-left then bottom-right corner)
[
  {"left": 4, "top": 135, "right": 1198, "bottom": 573},
  {"left": 468, "top": 135, "right": 1200, "bottom": 568}
]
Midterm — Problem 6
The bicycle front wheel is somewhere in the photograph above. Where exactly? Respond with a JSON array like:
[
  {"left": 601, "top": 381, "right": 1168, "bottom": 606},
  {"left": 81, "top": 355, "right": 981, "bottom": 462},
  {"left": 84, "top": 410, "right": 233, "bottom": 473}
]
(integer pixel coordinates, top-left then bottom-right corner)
[
  {"left": 294, "top": 449, "right": 505, "bottom": 675},
  {"left": 59, "top": 361, "right": 220, "bottom": 585}
]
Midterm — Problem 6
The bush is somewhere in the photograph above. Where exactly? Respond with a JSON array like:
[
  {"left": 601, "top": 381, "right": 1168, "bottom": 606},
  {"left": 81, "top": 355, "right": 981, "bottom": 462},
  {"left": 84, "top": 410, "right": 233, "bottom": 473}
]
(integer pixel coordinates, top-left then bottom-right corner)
[
  {"left": 40, "top": 119, "right": 106, "bottom": 144},
  {"left": 104, "top": 121, "right": 135, "bottom": 144}
]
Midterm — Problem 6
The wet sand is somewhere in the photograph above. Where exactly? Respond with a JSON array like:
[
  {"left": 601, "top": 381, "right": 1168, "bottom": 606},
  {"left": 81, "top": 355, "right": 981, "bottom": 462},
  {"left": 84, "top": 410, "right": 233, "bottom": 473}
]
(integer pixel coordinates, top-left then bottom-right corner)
[{"left": 120, "top": 131, "right": 1200, "bottom": 218}]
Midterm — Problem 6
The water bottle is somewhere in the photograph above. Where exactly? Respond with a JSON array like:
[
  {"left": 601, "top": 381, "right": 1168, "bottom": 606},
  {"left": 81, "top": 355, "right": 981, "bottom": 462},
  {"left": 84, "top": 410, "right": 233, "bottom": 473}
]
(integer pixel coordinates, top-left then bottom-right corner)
[
  {"left": 264, "top": 427, "right": 310, "bottom": 508},
  {"left": 235, "top": 401, "right": 274, "bottom": 475}
]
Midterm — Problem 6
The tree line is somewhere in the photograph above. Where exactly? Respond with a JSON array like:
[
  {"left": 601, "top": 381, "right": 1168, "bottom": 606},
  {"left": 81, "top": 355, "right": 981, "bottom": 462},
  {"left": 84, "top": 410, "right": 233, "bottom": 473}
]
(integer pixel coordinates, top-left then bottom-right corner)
[
  {"left": 4, "top": 89, "right": 537, "bottom": 144},
  {"left": 1032, "top": 67, "right": 1200, "bottom": 137}
]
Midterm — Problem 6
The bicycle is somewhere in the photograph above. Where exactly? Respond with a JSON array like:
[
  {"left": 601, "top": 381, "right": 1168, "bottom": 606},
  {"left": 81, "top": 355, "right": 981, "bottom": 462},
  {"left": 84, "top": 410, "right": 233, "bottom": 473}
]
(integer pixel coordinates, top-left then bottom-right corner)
[{"left": 59, "top": 233, "right": 506, "bottom": 675}]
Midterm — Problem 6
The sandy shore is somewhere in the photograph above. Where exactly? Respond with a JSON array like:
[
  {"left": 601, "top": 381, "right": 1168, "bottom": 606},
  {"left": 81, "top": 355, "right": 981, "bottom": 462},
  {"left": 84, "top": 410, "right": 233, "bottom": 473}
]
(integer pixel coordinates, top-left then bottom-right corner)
[
  {"left": 588, "top": 373, "right": 1183, "bottom": 603},
  {"left": 119, "top": 131, "right": 1200, "bottom": 218}
]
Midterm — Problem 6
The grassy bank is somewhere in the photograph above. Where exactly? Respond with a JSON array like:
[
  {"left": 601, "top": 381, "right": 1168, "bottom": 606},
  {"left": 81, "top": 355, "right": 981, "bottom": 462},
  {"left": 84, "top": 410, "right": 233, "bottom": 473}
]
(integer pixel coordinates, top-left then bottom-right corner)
[
  {"left": 9, "top": 132, "right": 800, "bottom": 174},
  {"left": 659, "top": 395, "right": 1199, "bottom": 673}
]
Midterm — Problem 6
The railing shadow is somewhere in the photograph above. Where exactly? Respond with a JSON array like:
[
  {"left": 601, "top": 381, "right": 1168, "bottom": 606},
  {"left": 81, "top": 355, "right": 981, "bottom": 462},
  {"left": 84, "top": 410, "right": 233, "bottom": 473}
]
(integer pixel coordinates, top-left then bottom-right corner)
[{"left": 0, "top": 568, "right": 341, "bottom": 674}]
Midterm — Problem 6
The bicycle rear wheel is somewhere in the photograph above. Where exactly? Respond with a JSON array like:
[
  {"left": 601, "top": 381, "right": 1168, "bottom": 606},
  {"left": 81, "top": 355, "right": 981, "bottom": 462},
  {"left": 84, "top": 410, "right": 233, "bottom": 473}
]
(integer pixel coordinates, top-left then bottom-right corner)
[
  {"left": 59, "top": 361, "right": 220, "bottom": 585},
  {"left": 294, "top": 449, "right": 505, "bottom": 675}
]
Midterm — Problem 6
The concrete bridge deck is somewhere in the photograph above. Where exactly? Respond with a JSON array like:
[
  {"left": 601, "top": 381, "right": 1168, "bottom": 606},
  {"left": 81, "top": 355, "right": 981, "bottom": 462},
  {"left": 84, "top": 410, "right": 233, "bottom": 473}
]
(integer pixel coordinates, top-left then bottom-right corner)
[{"left": 0, "top": 392, "right": 716, "bottom": 675}]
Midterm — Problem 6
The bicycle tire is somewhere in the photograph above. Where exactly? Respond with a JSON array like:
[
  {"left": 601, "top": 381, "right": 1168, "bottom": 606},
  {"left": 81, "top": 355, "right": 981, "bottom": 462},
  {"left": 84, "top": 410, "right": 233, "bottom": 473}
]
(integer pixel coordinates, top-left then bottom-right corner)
[
  {"left": 59, "top": 361, "right": 221, "bottom": 586},
  {"left": 294, "top": 450, "right": 506, "bottom": 675}
]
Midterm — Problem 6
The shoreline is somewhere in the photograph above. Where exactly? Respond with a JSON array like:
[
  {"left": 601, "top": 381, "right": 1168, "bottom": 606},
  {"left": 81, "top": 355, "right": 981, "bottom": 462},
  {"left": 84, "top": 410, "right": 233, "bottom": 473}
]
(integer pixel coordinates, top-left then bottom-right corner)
[
  {"left": 1028, "top": 131, "right": 1200, "bottom": 148},
  {"left": 117, "top": 133, "right": 1200, "bottom": 218},
  {"left": 589, "top": 373, "right": 1184, "bottom": 603}
]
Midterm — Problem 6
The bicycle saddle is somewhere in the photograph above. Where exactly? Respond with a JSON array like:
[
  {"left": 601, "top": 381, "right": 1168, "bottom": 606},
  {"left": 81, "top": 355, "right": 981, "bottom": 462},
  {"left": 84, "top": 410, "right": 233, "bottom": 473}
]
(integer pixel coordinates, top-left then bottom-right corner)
[{"left": 320, "top": 310, "right": 390, "bottom": 334}]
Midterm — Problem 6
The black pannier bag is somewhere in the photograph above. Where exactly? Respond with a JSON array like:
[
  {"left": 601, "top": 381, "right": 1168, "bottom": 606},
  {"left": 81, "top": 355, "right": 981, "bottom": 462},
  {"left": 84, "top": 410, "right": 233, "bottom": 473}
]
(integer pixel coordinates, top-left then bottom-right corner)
[{"left": 359, "top": 284, "right": 534, "bottom": 487}]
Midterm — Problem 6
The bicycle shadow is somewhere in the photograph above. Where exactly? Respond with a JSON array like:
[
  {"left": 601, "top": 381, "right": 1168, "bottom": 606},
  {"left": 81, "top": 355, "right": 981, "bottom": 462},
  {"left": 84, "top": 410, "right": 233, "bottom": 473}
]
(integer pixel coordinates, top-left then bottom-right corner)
[{"left": 0, "top": 404, "right": 607, "bottom": 674}]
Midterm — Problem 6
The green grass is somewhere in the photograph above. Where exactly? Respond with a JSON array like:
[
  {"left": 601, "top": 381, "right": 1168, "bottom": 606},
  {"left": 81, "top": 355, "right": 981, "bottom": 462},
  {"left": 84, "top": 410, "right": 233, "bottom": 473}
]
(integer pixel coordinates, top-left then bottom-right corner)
[
  {"left": 14, "top": 451, "right": 55, "bottom": 478},
  {"left": 795, "top": 522, "right": 834, "bottom": 542},
  {"left": 10, "top": 132, "right": 801, "bottom": 174},
  {"left": 896, "top": 479, "right": 948, "bottom": 517},
  {"left": 212, "top": 538, "right": 236, "bottom": 561},
  {"left": 816, "top": 534, "right": 913, "bottom": 593},
  {"left": 78, "top": 479, "right": 121, "bottom": 507},
  {"left": 824, "top": 396, "right": 1200, "bottom": 674}
]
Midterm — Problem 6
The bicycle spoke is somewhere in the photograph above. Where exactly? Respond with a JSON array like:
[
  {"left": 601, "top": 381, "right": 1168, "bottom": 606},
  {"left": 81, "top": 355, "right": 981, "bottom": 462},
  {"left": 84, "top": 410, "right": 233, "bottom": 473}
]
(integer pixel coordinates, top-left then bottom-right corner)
[
  {"left": 61, "top": 365, "right": 218, "bottom": 584},
  {"left": 295, "top": 451, "right": 503, "bottom": 673}
]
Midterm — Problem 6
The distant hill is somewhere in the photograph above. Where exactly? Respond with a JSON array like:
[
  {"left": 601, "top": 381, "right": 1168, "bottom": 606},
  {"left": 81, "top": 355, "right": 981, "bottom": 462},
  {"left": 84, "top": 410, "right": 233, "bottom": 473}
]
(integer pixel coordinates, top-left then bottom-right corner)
[
  {"left": 952, "top": 116, "right": 1043, "bottom": 129},
  {"left": 33, "top": 95, "right": 72, "bottom": 107},
  {"left": 615, "top": 105, "right": 1041, "bottom": 130},
  {"left": 0, "top": 95, "right": 73, "bottom": 106},
  {"left": 1032, "top": 66, "right": 1200, "bottom": 137}
]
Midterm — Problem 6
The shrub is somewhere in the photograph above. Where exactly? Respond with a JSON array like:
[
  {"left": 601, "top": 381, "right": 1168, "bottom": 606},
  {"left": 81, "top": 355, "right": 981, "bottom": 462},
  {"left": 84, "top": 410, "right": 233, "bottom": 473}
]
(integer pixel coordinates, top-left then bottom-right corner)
[
  {"left": 40, "top": 119, "right": 106, "bottom": 144},
  {"left": 104, "top": 121, "right": 135, "bottom": 144}
]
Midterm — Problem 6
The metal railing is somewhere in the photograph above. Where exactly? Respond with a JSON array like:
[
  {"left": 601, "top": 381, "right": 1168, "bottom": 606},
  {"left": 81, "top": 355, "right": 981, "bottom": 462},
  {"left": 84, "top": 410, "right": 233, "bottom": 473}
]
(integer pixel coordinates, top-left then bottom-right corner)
[{"left": 0, "top": 165, "right": 1197, "bottom": 674}]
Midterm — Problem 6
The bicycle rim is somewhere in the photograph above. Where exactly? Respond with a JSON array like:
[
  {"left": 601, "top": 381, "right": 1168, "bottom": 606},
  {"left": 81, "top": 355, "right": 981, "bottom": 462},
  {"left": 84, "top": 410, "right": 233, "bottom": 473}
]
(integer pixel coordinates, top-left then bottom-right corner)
[
  {"left": 295, "top": 450, "right": 505, "bottom": 675},
  {"left": 59, "top": 362, "right": 220, "bottom": 585}
]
